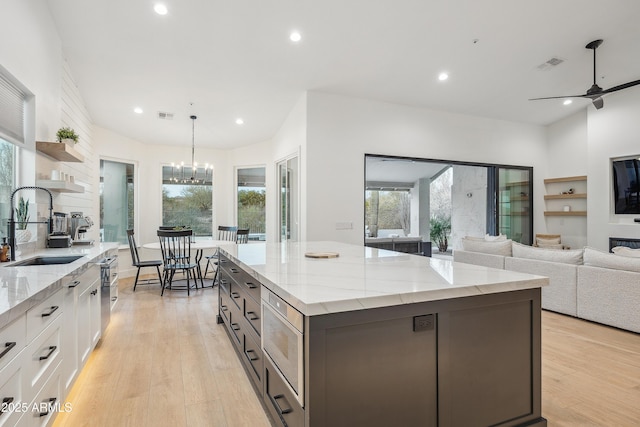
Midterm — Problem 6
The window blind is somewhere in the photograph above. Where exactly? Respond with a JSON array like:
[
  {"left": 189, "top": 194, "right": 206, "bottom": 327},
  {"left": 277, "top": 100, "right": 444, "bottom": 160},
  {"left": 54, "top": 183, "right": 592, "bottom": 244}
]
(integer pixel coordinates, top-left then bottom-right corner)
[{"left": 0, "top": 74, "right": 25, "bottom": 145}]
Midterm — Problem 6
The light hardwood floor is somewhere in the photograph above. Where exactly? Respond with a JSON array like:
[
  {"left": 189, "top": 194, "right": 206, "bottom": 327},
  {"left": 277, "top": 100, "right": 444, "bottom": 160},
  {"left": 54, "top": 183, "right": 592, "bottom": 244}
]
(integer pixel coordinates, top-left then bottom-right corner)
[{"left": 53, "top": 276, "right": 640, "bottom": 427}]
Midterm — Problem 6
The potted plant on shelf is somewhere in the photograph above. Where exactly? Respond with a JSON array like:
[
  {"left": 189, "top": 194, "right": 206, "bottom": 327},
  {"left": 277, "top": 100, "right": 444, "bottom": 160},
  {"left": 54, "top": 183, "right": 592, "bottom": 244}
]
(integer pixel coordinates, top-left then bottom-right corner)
[
  {"left": 15, "top": 197, "right": 31, "bottom": 243},
  {"left": 56, "top": 127, "right": 79, "bottom": 145}
]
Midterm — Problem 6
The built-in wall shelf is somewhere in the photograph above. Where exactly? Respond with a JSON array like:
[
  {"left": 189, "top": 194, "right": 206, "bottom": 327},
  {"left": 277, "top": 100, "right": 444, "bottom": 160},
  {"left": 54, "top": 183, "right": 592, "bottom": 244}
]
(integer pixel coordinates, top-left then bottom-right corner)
[
  {"left": 36, "top": 179, "right": 84, "bottom": 193},
  {"left": 544, "top": 193, "right": 587, "bottom": 200},
  {"left": 544, "top": 211, "right": 587, "bottom": 216},
  {"left": 36, "top": 141, "right": 84, "bottom": 162},
  {"left": 543, "top": 175, "right": 587, "bottom": 184}
]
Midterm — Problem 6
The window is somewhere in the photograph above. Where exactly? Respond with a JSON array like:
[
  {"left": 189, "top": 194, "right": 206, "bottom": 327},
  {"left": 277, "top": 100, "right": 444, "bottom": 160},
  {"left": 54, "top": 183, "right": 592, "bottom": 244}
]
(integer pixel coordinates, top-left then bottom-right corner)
[
  {"left": 161, "top": 166, "right": 212, "bottom": 236},
  {"left": 100, "top": 160, "right": 135, "bottom": 244},
  {"left": 365, "top": 189, "right": 410, "bottom": 237},
  {"left": 0, "top": 139, "right": 15, "bottom": 239},
  {"left": 237, "top": 167, "right": 266, "bottom": 240}
]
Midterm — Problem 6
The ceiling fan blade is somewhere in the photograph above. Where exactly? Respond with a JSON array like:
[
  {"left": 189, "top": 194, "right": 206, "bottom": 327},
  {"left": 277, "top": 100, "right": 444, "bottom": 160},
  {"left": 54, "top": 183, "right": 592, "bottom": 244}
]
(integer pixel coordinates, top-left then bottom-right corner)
[
  {"left": 592, "top": 97, "right": 603, "bottom": 109},
  {"left": 602, "top": 79, "right": 640, "bottom": 94},
  {"left": 528, "top": 94, "right": 584, "bottom": 101}
]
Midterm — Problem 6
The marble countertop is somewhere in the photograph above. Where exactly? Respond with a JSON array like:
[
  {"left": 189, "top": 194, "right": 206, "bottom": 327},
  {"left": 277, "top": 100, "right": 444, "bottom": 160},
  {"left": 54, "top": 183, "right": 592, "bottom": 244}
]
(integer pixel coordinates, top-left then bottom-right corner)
[
  {"left": 220, "top": 241, "right": 548, "bottom": 316},
  {"left": 0, "top": 243, "right": 119, "bottom": 328}
]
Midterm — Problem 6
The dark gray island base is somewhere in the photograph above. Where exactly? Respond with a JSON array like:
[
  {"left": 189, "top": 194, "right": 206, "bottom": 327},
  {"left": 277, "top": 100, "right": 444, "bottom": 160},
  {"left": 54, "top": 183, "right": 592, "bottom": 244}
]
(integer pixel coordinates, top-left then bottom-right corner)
[{"left": 217, "top": 249, "right": 547, "bottom": 427}]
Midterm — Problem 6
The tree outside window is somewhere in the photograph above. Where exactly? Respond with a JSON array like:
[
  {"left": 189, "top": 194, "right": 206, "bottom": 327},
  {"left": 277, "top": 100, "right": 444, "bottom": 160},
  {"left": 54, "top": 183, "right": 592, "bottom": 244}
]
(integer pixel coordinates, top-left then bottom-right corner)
[{"left": 162, "top": 166, "right": 212, "bottom": 236}]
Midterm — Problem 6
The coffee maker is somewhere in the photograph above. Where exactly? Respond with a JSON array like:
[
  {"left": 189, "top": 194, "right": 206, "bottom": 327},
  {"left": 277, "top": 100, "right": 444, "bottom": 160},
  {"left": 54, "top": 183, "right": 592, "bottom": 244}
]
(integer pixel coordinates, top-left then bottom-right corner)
[
  {"left": 70, "top": 212, "right": 94, "bottom": 245},
  {"left": 48, "top": 212, "right": 72, "bottom": 248}
]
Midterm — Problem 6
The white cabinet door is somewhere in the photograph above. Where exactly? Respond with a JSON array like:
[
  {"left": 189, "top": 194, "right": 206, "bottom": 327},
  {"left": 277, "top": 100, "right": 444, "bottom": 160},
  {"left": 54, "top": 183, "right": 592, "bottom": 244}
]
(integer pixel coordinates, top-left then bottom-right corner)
[
  {"left": 90, "top": 283, "right": 101, "bottom": 349},
  {"left": 77, "top": 284, "right": 95, "bottom": 367}
]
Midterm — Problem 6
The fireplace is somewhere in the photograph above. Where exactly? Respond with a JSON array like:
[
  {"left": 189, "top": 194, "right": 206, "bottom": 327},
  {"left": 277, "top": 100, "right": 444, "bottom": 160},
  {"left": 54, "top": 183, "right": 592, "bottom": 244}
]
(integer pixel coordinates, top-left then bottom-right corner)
[{"left": 609, "top": 237, "right": 640, "bottom": 252}]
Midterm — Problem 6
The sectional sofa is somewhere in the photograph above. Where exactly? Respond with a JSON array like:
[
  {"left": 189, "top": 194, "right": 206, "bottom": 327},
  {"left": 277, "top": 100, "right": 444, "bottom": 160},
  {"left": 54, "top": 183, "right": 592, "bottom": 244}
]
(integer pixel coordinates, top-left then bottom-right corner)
[{"left": 453, "top": 239, "right": 640, "bottom": 333}]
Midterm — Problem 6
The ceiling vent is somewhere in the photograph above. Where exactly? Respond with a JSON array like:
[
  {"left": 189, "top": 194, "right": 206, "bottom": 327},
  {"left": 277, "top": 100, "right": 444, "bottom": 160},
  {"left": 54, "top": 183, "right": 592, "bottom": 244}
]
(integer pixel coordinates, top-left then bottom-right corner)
[
  {"left": 536, "top": 57, "right": 565, "bottom": 71},
  {"left": 158, "top": 111, "right": 174, "bottom": 120}
]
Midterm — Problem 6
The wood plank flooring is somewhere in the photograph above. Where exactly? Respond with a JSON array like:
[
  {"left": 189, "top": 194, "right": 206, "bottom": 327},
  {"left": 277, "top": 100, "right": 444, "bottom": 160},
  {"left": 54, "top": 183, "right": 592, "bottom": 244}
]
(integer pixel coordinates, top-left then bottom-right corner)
[{"left": 53, "top": 276, "right": 640, "bottom": 427}]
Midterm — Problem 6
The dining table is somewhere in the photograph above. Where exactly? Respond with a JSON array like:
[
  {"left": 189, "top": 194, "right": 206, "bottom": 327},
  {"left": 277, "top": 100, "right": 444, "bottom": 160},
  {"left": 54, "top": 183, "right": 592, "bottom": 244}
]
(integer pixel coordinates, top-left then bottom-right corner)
[{"left": 142, "top": 239, "right": 237, "bottom": 288}]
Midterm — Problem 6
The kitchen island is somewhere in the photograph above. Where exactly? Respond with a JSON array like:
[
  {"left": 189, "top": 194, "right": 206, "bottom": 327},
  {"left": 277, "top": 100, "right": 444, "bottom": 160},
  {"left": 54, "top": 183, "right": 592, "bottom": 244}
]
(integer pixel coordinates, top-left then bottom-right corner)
[{"left": 217, "top": 241, "right": 548, "bottom": 427}]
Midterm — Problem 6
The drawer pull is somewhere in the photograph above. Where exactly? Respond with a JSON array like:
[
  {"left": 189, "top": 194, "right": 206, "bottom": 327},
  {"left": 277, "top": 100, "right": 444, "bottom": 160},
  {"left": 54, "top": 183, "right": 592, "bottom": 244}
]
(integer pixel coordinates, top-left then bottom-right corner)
[
  {"left": 230, "top": 268, "right": 239, "bottom": 274},
  {"left": 245, "top": 349, "right": 259, "bottom": 361},
  {"left": 245, "top": 282, "right": 257, "bottom": 289},
  {"left": 1, "top": 397, "right": 14, "bottom": 416},
  {"left": 39, "top": 398, "right": 57, "bottom": 417},
  {"left": 231, "top": 292, "right": 241, "bottom": 299},
  {"left": 39, "top": 345, "right": 57, "bottom": 361},
  {"left": 0, "top": 342, "right": 16, "bottom": 359},
  {"left": 272, "top": 394, "right": 293, "bottom": 415},
  {"left": 90, "top": 289, "right": 98, "bottom": 296},
  {"left": 111, "top": 296, "right": 118, "bottom": 302},
  {"left": 246, "top": 311, "right": 259, "bottom": 321},
  {"left": 219, "top": 259, "right": 227, "bottom": 264},
  {"left": 68, "top": 280, "right": 80, "bottom": 288},
  {"left": 41, "top": 306, "right": 59, "bottom": 317},
  {"left": 231, "top": 323, "right": 240, "bottom": 331},
  {"left": 220, "top": 305, "right": 228, "bottom": 312}
]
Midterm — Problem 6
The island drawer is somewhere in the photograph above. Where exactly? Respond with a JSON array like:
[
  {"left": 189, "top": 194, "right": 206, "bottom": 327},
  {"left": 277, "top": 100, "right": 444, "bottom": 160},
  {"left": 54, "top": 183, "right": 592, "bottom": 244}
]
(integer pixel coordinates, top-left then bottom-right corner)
[
  {"left": 220, "top": 259, "right": 260, "bottom": 303},
  {"left": 219, "top": 291, "right": 232, "bottom": 324},
  {"left": 264, "top": 356, "right": 303, "bottom": 427},
  {"left": 242, "top": 328, "right": 263, "bottom": 387},
  {"left": 243, "top": 292, "right": 261, "bottom": 338}
]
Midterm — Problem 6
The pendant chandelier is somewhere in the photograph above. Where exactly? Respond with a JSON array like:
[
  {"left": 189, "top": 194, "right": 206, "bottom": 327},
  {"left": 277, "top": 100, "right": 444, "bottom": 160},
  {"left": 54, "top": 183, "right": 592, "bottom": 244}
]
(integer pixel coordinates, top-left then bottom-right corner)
[{"left": 170, "top": 114, "right": 212, "bottom": 184}]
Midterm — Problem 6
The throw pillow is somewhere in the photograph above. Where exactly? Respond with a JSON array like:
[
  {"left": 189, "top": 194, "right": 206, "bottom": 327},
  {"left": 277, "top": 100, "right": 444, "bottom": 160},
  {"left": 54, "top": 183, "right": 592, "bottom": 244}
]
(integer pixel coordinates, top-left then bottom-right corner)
[
  {"left": 464, "top": 235, "right": 485, "bottom": 241},
  {"left": 512, "top": 241, "right": 583, "bottom": 265},
  {"left": 462, "top": 238, "right": 512, "bottom": 256},
  {"left": 484, "top": 234, "right": 507, "bottom": 242},
  {"left": 583, "top": 246, "right": 640, "bottom": 273},
  {"left": 611, "top": 246, "right": 640, "bottom": 258},
  {"left": 536, "top": 236, "right": 561, "bottom": 247}
]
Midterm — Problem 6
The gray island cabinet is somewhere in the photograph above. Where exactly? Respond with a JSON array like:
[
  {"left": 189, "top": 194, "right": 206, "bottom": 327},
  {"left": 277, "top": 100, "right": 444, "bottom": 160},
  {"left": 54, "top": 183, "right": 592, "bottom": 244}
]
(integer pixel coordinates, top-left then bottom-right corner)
[{"left": 218, "top": 241, "right": 548, "bottom": 427}]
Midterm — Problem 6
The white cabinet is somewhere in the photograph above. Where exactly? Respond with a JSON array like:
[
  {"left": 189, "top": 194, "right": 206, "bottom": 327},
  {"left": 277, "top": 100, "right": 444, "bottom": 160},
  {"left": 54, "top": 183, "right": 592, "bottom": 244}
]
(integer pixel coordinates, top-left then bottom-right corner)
[
  {"left": 77, "top": 280, "right": 100, "bottom": 366},
  {"left": 61, "top": 264, "right": 100, "bottom": 395}
]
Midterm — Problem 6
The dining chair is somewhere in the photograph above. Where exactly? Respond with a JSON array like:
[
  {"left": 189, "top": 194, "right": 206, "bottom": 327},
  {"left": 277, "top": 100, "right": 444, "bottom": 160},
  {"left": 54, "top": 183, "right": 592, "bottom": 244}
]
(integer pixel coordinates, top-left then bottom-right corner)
[
  {"left": 203, "top": 225, "right": 238, "bottom": 287},
  {"left": 126, "top": 229, "right": 163, "bottom": 291},
  {"left": 157, "top": 229, "right": 199, "bottom": 296},
  {"left": 236, "top": 228, "right": 250, "bottom": 244}
]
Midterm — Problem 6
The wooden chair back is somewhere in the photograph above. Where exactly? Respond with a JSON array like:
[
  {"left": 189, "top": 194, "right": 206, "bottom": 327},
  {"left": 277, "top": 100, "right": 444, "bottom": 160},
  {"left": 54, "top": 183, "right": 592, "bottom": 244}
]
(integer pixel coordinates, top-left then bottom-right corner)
[
  {"left": 217, "top": 225, "right": 238, "bottom": 241},
  {"left": 126, "top": 229, "right": 141, "bottom": 266},
  {"left": 236, "top": 228, "right": 250, "bottom": 244},
  {"left": 157, "top": 229, "right": 193, "bottom": 267}
]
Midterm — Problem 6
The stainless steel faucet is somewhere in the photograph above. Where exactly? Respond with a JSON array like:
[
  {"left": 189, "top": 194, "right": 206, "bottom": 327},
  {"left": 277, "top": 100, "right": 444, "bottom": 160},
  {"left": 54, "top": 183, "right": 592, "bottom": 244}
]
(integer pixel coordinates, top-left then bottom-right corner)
[{"left": 8, "top": 186, "right": 54, "bottom": 261}]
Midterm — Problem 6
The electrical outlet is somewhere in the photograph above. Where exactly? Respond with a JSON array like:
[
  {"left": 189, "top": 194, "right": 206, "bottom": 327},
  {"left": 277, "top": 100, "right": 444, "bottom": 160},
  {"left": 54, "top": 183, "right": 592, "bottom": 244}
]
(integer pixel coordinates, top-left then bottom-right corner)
[{"left": 413, "top": 314, "right": 434, "bottom": 332}]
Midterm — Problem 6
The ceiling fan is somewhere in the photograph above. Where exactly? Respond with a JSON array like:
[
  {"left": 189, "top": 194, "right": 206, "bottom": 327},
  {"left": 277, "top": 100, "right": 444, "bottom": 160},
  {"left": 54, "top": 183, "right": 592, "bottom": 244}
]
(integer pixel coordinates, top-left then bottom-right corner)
[{"left": 530, "top": 39, "right": 640, "bottom": 109}]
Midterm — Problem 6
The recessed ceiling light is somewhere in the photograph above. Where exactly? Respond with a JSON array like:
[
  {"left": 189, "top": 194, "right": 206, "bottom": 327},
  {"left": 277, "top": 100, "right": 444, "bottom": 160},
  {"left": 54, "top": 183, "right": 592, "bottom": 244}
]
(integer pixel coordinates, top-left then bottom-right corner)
[
  {"left": 235, "top": 118, "right": 244, "bottom": 125},
  {"left": 290, "top": 31, "right": 302, "bottom": 42},
  {"left": 134, "top": 107, "right": 143, "bottom": 114},
  {"left": 438, "top": 72, "right": 449, "bottom": 81},
  {"left": 563, "top": 99, "right": 573, "bottom": 106},
  {"left": 154, "top": 3, "right": 168, "bottom": 15}
]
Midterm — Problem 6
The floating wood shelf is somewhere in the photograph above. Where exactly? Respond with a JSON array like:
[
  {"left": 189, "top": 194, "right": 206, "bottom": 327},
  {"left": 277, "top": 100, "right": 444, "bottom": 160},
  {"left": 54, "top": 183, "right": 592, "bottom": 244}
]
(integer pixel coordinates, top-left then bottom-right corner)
[
  {"left": 544, "top": 211, "right": 587, "bottom": 216},
  {"left": 36, "top": 179, "right": 84, "bottom": 193},
  {"left": 36, "top": 141, "right": 84, "bottom": 162},
  {"left": 544, "top": 175, "right": 587, "bottom": 184},
  {"left": 544, "top": 193, "right": 587, "bottom": 200}
]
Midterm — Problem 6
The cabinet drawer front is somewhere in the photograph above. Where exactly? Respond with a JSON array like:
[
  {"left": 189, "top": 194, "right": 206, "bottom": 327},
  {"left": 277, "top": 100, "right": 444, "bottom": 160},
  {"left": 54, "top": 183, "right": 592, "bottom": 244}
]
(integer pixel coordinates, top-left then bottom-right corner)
[
  {"left": 0, "top": 315, "right": 26, "bottom": 372},
  {"left": 228, "top": 310, "right": 243, "bottom": 349},
  {"left": 0, "top": 355, "right": 25, "bottom": 427},
  {"left": 264, "top": 356, "right": 304, "bottom": 427},
  {"left": 66, "top": 264, "right": 100, "bottom": 295},
  {"left": 26, "top": 290, "right": 63, "bottom": 343},
  {"left": 24, "top": 369, "right": 62, "bottom": 427},
  {"left": 219, "top": 272, "right": 231, "bottom": 296},
  {"left": 219, "top": 291, "right": 232, "bottom": 324},
  {"left": 242, "top": 330, "right": 263, "bottom": 388},
  {"left": 243, "top": 292, "right": 261, "bottom": 338},
  {"left": 228, "top": 282, "right": 242, "bottom": 311},
  {"left": 224, "top": 264, "right": 260, "bottom": 303},
  {"left": 25, "top": 315, "right": 62, "bottom": 402}
]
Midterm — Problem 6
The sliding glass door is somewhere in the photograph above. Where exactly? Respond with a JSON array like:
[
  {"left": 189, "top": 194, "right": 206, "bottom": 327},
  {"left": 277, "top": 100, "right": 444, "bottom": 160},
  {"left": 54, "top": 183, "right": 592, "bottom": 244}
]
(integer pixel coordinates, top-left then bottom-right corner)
[{"left": 496, "top": 167, "right": 532, "bottom": 244}]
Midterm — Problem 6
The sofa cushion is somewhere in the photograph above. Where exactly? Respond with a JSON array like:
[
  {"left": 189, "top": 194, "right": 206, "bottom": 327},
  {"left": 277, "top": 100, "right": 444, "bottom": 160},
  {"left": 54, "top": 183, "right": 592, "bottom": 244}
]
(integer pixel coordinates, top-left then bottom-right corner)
[
  {"left": 461, "top": 238, "right": 512, "bottom": 256},
  {"left": 512, "top": 241, "right": 583, "bottom": 265},
  {"left": 611, "top": 246, "right": 640, "bottom": 258},
  {"left": 584, "top": 246, "right": 640, "bottom": 272},
  {"left": 484, "top": 234, "right": 507, "bottom": 242}
]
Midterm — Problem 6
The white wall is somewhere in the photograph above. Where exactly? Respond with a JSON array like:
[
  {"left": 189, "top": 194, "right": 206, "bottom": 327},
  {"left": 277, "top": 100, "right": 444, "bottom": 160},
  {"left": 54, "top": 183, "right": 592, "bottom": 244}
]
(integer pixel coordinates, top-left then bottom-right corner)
[
  {"left": 587, "top": 86, "right": 640, "bottom": 250},
  {"left": 450, "top": 165, "right": 487, "bottom": 249},
  {"left": 305, "top": 92, "right": 549, "bottom": 245}
]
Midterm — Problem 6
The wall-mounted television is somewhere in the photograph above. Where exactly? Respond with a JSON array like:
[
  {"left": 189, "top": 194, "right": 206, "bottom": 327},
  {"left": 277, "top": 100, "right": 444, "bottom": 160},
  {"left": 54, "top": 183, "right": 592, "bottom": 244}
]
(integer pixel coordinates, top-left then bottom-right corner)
[{"left": 612, "top": 156, "right": 640, "bottom": 214}]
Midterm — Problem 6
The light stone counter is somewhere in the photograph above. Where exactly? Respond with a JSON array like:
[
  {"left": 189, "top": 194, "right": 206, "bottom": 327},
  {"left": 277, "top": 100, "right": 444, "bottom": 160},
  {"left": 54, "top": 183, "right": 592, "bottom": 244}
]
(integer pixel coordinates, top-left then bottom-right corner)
[
  {"left": 220, "top": 241, "right": 548, "bottom": 316},
  {"left": 0, "top": 243, "right": 119, "bottom": 328}
]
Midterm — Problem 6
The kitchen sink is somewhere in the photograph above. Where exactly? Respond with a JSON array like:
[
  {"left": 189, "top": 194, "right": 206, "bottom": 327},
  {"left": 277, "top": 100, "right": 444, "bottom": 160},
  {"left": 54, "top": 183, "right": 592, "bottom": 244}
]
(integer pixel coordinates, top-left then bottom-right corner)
[{"left": 11, "top": 255, "right": 84, "bottom": 266}]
